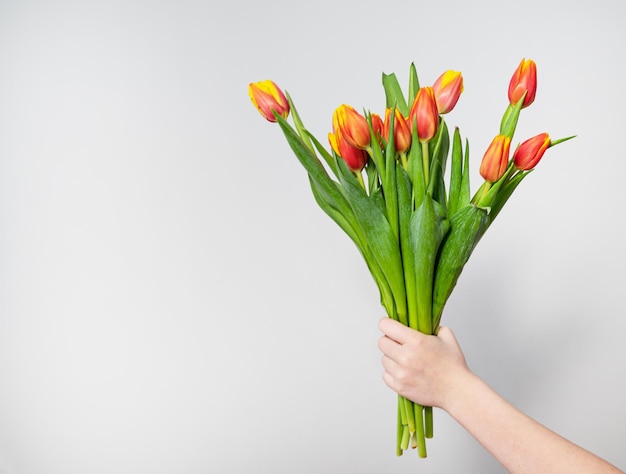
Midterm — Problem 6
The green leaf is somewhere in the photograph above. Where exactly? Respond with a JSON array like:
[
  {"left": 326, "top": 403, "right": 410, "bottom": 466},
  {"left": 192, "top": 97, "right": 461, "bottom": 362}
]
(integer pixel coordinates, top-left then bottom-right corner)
[
  {"left": 428, "top": 119, "right": 450, "bottom": 207},
  {"left": 336, "top": 158, "right": 408, "bottom": 324},
  {"left": 384, "top": 109, "right": 399, "bottom": 240},
  {"left": 458, "top": 138, "right": 471, "bottom": 209},
  {"left": 397, "top": 163, "right": 418, "bottom": 329},
  {"left": 448, "top": 127, "right": 463, "bottom": 217},
  {"left": 407, "top": 127, "right": 425, "bottom": 208},
  {"left": 366, "top": 161, "right": 380, "bottom": 196},
  {"left": 487, "top": 170, "right": 530, "bottom": 225},
  {"left": 408, "top": 63, "right": 420, "bottom": 105},
  {"left": 285, "top": 92, "right": 315, "bottom": 153},
  {"left": 366, "top": 112, "right": 387, "bottom": 183},
  {"left": 306, "top": 131, "right": 339, "bottom": 178},
  {"left": 275, "top": 115, "right": 346, "bottom": 209},
  {"left": 499, "top": 95, "right": 525, "bottom": 139},
  {"left": 382, "top": 72, "right": 409, "bottom": 116},
  {"left": 308, "top": 176, "right": 362, "bottom": 249},
  {"left": 550, "top": 135, "right": 577, "bottom": 147},
  {"left": 432, "top": 205, "right": 489, "bottom": 329},
  {"left": 275, "top": 115, "right": 365, "bottom": 252},
  {"left": 309, "top": 175, "right": 396, "bottom": 318},
  {"left": 410, "top": 195, "right": 450, "bottom": 335}
]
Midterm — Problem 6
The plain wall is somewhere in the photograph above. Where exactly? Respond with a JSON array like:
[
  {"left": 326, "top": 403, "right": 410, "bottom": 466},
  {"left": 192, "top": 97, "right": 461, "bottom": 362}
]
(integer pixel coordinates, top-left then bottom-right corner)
[{"left": 1, "top": 1, "right": 625, "bottom": 473}]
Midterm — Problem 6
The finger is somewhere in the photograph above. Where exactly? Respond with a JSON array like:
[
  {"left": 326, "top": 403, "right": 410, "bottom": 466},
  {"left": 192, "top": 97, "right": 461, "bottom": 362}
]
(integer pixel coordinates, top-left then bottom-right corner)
[
  {"left": 377, "top": 334, "right": 402, "bottom": 361},
  {"left": 378, "top": 317, "right": 412, "bottom": 344},
  {"left": 382, "top": 369, "right": 398, "bottom": 392},
  {"left": 381, "top": 354, "right": 398, "bottom": 373}
]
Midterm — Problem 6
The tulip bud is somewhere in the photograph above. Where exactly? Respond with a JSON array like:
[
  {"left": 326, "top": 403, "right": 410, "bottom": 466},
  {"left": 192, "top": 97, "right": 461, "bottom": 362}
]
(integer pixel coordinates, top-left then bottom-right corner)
[
  {"left": 479, "top": 134, "right": 511, "bottom": 182},
  {"left": 370, "top": 113, "right": 384, "bottom": 140},
  {"left": 513, "top": 133, "right": 550, "bottom": 170},
  {"left": 248, "top": 80, "right": 290, "bottom": 122},
  {"left": 433, "top": 70, "right": 464, "bottom": 114},
  {"left": 332, "top": 104, "right": 371, "bottom": 149},
  {"left": 328, "top": 130, "right": 368, "bottom": 172},
  {"left": 383, "top": 108, "right": 412, "bottom": 153},
  {"left": 508, "top": 58, "right": 537, "bottom": 108},
  {"left": 409, "top": 87, "right": 439, "bottom": 142}
]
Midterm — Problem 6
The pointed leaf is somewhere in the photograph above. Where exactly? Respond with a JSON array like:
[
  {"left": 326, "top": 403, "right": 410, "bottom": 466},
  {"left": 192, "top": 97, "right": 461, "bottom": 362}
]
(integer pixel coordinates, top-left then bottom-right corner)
[
  {"left": 448, "top": 127, "right": 463, "bottom": 217},
  {"left": 432, "top": 205, "right": 489, "bottom": 328},
  {"left": 309, "top": 175, "right": 396, "bottom": 317},
  {"left": 382, "top": 72, "right": 409, "bottom": 116},
  {"left": 411, "top": 195, "right": 450, "bottom": 334},
  {"left": 408, "top": 63, "right": 420, "bottom": 105},
  {"left": 336, "top": 158, "right": 408, "bottom": 323}
]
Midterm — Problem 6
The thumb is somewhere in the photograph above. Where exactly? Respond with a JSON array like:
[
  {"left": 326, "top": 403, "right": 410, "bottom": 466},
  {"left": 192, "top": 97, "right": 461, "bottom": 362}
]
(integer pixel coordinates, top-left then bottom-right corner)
[{"left": 436, "top": 325, "right": 458, "bottom": 344}]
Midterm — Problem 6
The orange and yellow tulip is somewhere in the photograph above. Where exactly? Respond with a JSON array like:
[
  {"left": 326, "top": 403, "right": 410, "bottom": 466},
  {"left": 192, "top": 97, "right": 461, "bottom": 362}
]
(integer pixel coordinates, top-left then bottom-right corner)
[
  {"left": 479, "top": 134, "right": 511, "bottom": 182},
  {"left": 332, "top": 104, "right": 371, "bottom": 149}
]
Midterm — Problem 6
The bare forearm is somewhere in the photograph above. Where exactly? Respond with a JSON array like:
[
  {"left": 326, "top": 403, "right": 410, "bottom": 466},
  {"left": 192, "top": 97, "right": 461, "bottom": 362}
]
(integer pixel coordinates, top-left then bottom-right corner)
[{"left": 446, "top": 372, "right": 623, "bottom": 474}]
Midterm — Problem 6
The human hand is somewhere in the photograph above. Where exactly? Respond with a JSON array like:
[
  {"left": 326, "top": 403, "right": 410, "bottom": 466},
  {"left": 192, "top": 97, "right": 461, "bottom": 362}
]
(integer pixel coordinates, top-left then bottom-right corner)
[{"left": 377, "top": 318, "right": 472, "bottom": 411}]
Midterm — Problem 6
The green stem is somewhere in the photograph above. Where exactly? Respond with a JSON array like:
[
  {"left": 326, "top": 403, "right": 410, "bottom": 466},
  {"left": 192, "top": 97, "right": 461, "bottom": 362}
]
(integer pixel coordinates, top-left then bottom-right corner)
[
  {"left": 401, "top": 424, "right": 410, "bottom": 451},
  {"left": 397, "top": 399, "right": 404, "bottom": 456},
  {"left": 424, "top": 406, "right": 433, "bottom": 438},
  {"left": 471, "top": 180, "right": 492, "bottom": 206},
  {"left": 355, "top": 170, "right": 366, "bottom": 190},
  {"left": 421, "top": 141, "right": 430, "bottom": 191},
  {"left": 413, "top": 402, "right": 427, "bottom": 457},
  {"left": 403, "top": 396, "right": 416, "bottom": 434}
]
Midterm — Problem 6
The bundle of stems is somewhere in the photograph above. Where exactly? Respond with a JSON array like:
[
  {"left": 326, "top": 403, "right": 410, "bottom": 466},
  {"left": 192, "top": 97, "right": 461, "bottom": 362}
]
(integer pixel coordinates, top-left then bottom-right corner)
[{"left": 249, "top": 59, "right": 573, "bottom": 457}]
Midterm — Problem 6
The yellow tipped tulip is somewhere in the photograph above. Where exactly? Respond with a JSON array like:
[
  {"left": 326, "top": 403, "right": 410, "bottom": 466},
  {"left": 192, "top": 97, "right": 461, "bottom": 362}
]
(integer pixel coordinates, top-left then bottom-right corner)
[
  {"left": 248, "top": 80, "right": 290, "bottom": 122},
  {"left": 479, "top": 134, "right": 511, "bottom": 182},
  {"left": 332, "top": 104, "right": 371, "bottom": 149},
  {"left": 433, "top": 70, "right": 464, "bottom": 114}
]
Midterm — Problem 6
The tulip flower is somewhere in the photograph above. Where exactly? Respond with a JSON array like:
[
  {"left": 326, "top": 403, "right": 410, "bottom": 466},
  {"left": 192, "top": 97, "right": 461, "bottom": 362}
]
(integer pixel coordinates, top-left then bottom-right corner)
[
  {"left": 383, "top": 108, "right": 412, "bottom": 153},
  {"left": 508, "top": 58, "right": 537, "bottom": 108},
  {"left": 479, "top": 134, "right": 511, "bottom": 182},
  {"left": 409, "top": 87, "right": 439, "bottom": 142},
  {"left": 513, "top": 133, "right": 550, "bottom": 170},
  {"left": 370, "top": 113, "right": 384, "bottom": 142},
  {"left": 248, "top": 80, "right": 290, "bottom": 122},
  {"left": 433, "top": 70, "right": 464, "bottom": 114},
  {"left": 329, "top": 130, "right": 368, "bottom": 172},
  {"left": 332, "top": 104, "right": 371, "bottom": 149}
]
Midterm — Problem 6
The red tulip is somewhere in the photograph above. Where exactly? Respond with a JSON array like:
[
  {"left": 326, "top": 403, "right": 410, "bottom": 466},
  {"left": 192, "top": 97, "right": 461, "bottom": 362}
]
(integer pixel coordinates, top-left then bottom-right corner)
[
  {"left": 508, "top": 58, "right": 537, "bottom": 108},
  {"left": 248, "top": 80, "right": 290, "bottom": 122},
  {"left": 328, "top": 130, "right": 368, "bottom": 172},
  {"left": 513, "top": 133, "right": 551, "bottom": 170},
  {"left": 479, "top": 134, "right": 511, "bottom": 182},
  {"left": 409, "top": 87, "right": 439, "bottom": 142}
]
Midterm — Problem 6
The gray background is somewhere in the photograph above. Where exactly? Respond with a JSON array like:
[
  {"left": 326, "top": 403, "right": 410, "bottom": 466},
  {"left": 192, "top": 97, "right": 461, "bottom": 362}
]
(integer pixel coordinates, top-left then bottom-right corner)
[{"left": 1, "top": 0, "right": 625, "bottom": 473}]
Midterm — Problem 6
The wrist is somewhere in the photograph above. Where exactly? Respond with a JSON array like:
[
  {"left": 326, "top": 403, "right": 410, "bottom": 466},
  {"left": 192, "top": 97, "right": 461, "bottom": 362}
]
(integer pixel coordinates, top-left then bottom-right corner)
[{"left": 440, "top": 367, "right": 480, "bottom": 415}]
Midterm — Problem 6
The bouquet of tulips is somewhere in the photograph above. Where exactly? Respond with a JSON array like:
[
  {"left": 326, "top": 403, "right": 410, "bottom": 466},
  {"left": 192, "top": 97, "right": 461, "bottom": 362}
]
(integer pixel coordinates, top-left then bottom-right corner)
[{"left": 248, "top": 58, "right": 573, "bottom": 458}]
